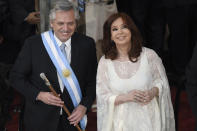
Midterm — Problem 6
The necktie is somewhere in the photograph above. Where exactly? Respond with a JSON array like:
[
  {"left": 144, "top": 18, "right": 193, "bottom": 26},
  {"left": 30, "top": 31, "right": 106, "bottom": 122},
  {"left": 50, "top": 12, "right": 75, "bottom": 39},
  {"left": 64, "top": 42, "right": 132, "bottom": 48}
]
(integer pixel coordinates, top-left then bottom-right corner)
[{"left": 60, "top": 43, "right": 67, "bottom": 59}]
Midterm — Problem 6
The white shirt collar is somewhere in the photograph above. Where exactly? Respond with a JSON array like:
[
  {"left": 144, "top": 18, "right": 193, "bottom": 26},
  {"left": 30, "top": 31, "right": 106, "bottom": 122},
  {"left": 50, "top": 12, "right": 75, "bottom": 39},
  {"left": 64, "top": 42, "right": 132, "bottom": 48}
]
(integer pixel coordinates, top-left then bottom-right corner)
[{"left": 54, "top": 34, "right": 71, "bottom": 47}]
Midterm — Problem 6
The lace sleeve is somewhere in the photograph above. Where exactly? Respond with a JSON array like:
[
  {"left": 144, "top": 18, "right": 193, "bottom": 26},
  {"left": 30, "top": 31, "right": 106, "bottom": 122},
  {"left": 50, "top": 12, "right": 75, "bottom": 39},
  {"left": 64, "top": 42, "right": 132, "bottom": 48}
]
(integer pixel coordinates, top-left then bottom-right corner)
[
  {"left": 146, "top": 48, "right": 175, "bottom": 131},
  {"left": 146, "top": 48, "right": 164, "bottom": 97},
  {"left": 96, "top": 56, "right": 117, "bottom": 131},
  {"left": 96, "top": 56, "right": 117, "bottom": 104}
]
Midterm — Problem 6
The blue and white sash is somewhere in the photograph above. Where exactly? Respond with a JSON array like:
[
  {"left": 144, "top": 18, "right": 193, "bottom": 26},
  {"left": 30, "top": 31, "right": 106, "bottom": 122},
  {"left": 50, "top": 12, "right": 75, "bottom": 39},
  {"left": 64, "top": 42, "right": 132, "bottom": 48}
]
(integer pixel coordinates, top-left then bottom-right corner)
[{"left": 41, "top": 30, "right": 87, "bottom": 130}]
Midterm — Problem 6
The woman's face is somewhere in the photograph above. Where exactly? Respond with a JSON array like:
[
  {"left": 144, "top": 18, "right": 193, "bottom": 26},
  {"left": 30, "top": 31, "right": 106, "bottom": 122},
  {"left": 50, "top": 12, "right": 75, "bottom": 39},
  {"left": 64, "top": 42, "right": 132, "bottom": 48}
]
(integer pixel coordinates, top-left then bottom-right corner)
[{"left": 111, "top": 18, "right": 131, "bottom": 46}]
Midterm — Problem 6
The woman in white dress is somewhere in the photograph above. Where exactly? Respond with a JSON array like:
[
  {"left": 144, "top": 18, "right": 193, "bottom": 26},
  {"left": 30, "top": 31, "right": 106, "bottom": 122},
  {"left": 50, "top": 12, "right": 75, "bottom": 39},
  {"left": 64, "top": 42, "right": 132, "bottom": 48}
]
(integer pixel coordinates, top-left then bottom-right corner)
[{"left": 96, "top": 13, "right": 175, "bottom": 131}]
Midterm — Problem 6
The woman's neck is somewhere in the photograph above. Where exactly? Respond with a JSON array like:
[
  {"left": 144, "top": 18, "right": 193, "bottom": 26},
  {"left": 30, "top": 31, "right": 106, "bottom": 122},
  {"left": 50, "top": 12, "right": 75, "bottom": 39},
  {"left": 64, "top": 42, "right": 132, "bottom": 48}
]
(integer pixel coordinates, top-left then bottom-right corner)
[{"left": 116, "top": 44, "right": 131, "bottom": 58}]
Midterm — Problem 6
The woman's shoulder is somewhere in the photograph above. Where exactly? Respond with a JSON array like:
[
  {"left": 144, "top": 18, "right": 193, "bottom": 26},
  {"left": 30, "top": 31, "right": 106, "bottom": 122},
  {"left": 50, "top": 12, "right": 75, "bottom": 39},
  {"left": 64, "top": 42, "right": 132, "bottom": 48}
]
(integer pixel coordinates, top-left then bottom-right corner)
[
  {"left": 142, "top": 47, "right": 156, "bottom": 54},
  {"left": 141, "top": 47, "right": 162, "bottom": 64},
  {"left": 97, "top": 55, "right": 111, "bottom": 72},
  {"left": 142, "top": 47, "right": 159, "bottom": 58},
  {"left": 98, "top": 55, "right": 111, "bottom": 62},
  {"left": 98, "top": 55, "right": 108, "bottom": 65}
]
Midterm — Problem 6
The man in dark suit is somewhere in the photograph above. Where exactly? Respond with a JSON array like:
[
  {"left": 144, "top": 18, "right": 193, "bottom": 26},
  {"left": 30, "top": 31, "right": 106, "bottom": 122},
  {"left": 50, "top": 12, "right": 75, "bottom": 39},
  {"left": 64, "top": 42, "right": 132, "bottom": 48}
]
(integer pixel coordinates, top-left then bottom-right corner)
[
  {"left": 186, "top": 43, "right": 197, "bottom": 131},
  {"left": 0, "top": 0, "right": 40, "bottom": 64},
  {"left": 6, "top": 0, "right": 40, "bottom": 46},
  {"left": 164, "top": 0, "right": 197, "bottom": 76},
  {"left": 9, "top": 1, "right": 97, "bottom": 131}
]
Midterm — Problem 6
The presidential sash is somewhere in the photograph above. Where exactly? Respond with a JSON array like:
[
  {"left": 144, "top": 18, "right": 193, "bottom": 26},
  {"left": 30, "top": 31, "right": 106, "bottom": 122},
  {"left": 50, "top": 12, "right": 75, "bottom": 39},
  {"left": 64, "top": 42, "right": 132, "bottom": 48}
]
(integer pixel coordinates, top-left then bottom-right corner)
[{"left": 41, "top": 30, "right": 87, "bottom": 130}]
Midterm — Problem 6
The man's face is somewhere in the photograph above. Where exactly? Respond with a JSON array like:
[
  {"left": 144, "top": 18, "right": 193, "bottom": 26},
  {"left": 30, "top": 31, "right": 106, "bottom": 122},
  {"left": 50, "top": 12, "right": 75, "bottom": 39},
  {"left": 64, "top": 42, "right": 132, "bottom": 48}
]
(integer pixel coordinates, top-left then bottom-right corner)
[{"left": 50, "top": 10, "right": 76, "bottom": 42}]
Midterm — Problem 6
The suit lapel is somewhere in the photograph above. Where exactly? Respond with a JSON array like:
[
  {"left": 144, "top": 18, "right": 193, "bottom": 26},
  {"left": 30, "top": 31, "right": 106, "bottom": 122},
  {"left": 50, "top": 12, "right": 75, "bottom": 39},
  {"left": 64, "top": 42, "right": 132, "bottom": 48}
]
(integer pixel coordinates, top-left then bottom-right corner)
[{"left": 70, "top": 33, "right": 79, "bottom": 70}]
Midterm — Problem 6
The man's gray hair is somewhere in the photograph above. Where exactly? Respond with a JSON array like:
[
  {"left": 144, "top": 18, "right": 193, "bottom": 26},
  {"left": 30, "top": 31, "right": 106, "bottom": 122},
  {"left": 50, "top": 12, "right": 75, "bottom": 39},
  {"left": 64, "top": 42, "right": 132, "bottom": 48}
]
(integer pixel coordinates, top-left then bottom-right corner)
[{"left": 49, "top": 0, "right": 79, "bottom": 21}]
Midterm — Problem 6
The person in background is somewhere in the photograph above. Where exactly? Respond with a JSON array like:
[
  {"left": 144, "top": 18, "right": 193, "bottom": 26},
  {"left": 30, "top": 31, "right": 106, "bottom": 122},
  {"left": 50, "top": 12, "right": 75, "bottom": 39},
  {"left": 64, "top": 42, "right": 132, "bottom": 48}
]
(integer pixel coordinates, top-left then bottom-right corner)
[
  {"left": 164, "top": 0, "right": 197, "bottom": 78},
  {"left": 0, "top": 1, "right": 13, "bottom": 130},
  {"left": 96, "top": 12, "right": 175, "bottom": 131},
  {"left": 9, "top": 1, "right": 97, "bottom": 131},
  {"left": 7, "top": 0, "right": 40, "bottom": 46},
  {"left": 0, "top": 0, "right": 40, "bottom": 64}
]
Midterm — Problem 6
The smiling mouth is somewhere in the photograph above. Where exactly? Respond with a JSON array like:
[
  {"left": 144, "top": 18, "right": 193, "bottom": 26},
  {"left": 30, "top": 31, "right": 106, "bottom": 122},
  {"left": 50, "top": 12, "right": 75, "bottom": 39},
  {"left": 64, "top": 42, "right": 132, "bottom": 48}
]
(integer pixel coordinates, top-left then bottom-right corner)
[
  {"left": 117, "top": 36, "right": 126, "bottom": 40},
  {"left": 61, "top": 32, "right": 70, "bottom": 36}
]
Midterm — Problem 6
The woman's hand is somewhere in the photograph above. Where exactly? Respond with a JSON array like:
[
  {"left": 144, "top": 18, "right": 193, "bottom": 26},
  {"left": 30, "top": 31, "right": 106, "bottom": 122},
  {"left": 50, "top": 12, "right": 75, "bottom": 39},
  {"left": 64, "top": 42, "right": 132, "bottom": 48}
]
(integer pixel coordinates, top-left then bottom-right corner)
[
  {"left": 115, "top": 89, "right": 146, "bottom": 105},
  {"left": 127, "top": 89, "right": 146, "bottom": 103},
  {"left": 141, "top": 87, "right": 159, "bottom": 105},
  {"left": 115, "top": 87, "right": 159, "bottom": 106}
]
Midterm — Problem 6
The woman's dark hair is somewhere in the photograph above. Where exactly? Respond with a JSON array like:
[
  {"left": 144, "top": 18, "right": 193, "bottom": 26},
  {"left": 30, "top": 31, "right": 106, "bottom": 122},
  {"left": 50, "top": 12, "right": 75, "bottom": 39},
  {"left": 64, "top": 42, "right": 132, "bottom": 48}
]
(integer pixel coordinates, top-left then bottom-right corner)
[{"left": 102, "top": 12, "right": 142, "bottom": 62}]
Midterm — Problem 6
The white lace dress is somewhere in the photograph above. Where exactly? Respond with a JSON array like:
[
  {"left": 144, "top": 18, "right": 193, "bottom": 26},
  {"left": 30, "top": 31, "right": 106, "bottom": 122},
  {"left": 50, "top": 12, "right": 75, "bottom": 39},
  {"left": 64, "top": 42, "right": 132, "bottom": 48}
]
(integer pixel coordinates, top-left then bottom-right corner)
[{"left": 96, "top": 47, "right": 175, "bottom": 131}]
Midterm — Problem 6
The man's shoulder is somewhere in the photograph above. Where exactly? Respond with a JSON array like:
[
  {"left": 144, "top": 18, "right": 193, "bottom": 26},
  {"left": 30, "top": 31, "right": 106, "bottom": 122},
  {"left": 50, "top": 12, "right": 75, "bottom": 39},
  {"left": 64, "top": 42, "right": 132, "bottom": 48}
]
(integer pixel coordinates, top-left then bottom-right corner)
[
  {"left": 72, "top": 32, "right": 94, "bottom": 42},
  {"left": 24, "top": 34, "right": 43, "bottom": 48},
  {"left": 26, "top": 34, "right": 42, "bottom": 42}
]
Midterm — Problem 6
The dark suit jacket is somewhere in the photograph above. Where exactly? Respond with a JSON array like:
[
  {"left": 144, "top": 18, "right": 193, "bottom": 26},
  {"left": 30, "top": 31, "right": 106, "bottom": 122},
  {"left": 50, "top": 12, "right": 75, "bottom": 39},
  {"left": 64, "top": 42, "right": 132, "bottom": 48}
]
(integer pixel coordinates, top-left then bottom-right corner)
[
  {"left": 9, "top": 32, "right": 97, "bottom": 131},
  {"left": 186, "top": 43, "right": 197, "bottom": 121}
]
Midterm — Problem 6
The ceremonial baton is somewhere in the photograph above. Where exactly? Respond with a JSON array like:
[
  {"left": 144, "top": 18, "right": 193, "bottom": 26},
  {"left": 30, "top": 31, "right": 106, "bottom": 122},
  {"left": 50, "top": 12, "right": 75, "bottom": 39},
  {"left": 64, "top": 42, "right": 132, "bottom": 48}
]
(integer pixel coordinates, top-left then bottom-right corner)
[{"left": 40, "top": 73, "right": 84, "bottom": 131}]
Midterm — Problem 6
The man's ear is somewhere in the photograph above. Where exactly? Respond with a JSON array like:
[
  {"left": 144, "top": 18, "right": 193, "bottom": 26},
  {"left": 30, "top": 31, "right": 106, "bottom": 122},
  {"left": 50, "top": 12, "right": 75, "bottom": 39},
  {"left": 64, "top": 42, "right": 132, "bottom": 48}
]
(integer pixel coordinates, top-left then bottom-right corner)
[{"left": 50, "top": 21, "right": 53, "bottom": 28}]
